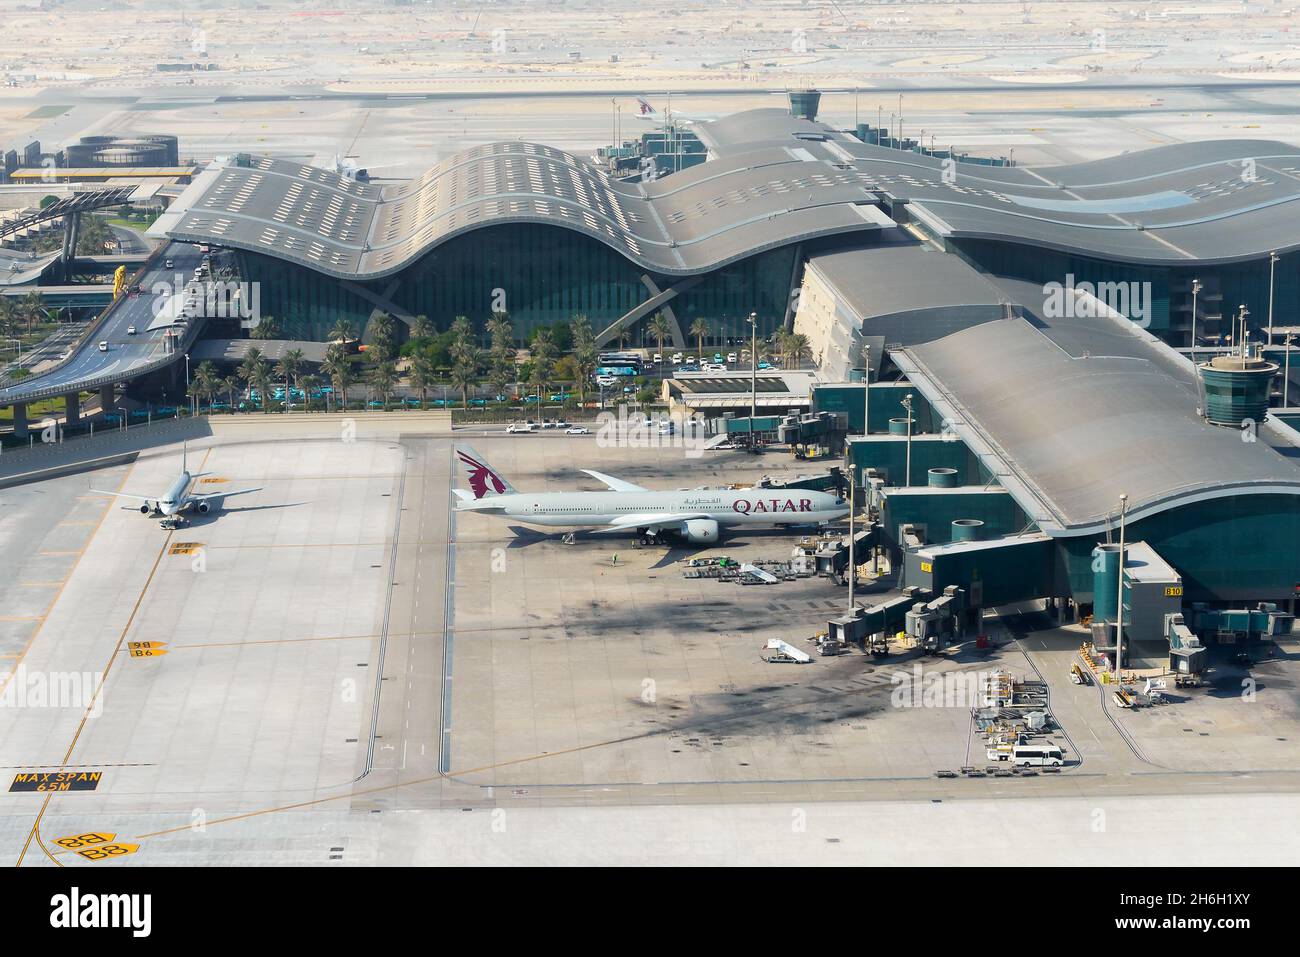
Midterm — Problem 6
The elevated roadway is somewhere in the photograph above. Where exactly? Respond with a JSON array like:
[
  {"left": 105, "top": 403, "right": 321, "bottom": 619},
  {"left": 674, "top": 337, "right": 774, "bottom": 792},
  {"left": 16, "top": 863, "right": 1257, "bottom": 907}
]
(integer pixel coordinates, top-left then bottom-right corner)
[{"left": 0, "top": 242, "right": 206, "bottom": 435}]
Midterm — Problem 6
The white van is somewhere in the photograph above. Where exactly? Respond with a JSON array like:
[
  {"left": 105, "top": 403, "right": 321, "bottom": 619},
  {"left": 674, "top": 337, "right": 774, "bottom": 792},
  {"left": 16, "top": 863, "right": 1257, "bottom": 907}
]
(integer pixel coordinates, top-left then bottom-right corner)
[
  {"left": 98, "top": 340, "right": 109, "bottom": 352},
  {"left": 1011, "top": 744, "right": 1064, "bottom": 768}
]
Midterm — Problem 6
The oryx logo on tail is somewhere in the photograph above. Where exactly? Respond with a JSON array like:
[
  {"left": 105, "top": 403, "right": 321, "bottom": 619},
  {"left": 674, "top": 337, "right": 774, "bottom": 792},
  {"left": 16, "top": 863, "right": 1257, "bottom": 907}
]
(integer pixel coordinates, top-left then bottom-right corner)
[{"left": 456, "top": 448, "right": 512, "bottom": 499}]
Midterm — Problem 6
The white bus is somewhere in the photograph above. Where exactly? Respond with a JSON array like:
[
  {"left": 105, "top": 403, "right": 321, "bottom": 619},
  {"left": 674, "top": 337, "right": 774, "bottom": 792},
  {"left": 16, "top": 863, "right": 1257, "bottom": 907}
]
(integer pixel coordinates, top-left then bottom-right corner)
[{"left": 1011, "top": 744, "right": 1064, "bottom": 768}]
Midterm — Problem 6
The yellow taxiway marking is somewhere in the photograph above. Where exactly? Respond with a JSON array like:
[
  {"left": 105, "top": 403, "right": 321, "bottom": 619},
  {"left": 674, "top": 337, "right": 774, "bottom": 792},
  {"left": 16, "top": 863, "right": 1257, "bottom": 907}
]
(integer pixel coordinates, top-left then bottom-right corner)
[
  {"left": 15, "top": 448, "right": 212, "bottom": 868},
  {"left": 0, "top": 616, "right": 42, "bottom": 622},
  {"left": 19, "top": 581, "right": 65, "bottom": 587}
]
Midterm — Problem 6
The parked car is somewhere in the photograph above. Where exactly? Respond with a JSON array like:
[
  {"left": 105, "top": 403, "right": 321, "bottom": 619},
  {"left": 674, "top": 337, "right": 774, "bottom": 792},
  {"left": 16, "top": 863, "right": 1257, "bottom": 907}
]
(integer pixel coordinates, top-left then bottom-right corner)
[
  {"left": 727, "top": 352, "right": 737, "bottom": 363},
  {"left": 671, "top": 353, "right": 683, "bottom": 364}
]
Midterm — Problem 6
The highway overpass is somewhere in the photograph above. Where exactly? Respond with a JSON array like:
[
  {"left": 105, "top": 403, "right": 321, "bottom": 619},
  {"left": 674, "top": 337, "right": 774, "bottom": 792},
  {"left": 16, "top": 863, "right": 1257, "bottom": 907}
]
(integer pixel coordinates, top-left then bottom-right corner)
[{"left": 0, "top": 241, "right": 206, "bottom": 437}]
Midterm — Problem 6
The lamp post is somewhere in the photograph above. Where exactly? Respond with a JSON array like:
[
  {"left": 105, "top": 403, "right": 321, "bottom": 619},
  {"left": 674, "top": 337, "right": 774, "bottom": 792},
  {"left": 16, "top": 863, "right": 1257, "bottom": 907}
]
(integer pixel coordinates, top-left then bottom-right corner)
[
  {"left": 747, "top": 311, "right": 757, "bottom": 450},
  {"left": 1268, "top": 251, "right": 1280, "bottom": 351},
  {"left": 184, "top": 352, "right": 191, "bottom": 415},
  {"left": 1286, "top": 333, "right": 1295, "bottom": 408},
  {"left": 1189, "top": 277, "right": 1202, "bottom": 369},
  {"left": 900, "top": 393, "right": 914, "bottom": 487},
  {"left": 848, "top": 478, "right": 856, "bottom": 611},
  {"left": 1115, "top": 493, "right": 1128, "bottom": 683},
  {"left": 861, "top": 342, "right": 870, "bottom": 437}
]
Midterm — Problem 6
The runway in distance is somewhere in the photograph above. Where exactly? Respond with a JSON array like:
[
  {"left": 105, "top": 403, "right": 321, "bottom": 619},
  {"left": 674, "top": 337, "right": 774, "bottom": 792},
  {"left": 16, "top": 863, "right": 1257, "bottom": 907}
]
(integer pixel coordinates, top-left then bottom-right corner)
[
  {"left": 453, "top": 446, "right": 848, "bottom": 544},
  {"left": 90, "top": 444, "right": 261, "bottom": 517}
]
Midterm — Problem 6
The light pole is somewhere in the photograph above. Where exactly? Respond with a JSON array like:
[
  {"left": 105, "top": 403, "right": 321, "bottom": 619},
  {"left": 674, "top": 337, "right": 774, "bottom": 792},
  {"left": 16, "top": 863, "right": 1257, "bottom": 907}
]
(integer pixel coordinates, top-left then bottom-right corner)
[
  {"left": 2, "top": 338, "right": 20, "bottom": 367},
  {"left": 848, "top": 477, "right": 857, "bottom": 611},
  {"left": 184, "top": 352, "right": 191, "bottom": 415},
  {"left": 1114, "top": 493, "right": 1128, "bottom": 683},
  {"left": 1190, "top": 277, "right": 1201, "bottom": 370},
  {"left": 747, "top": 311, "right": 757, "bottom": 450},
  {"left": 900, "top": 393, "right": 914, "bottom": 487},
  {"left": 1268, "top": 251, "right": 1280, "bottom": 351},
  {"left": 1286, "top": 333, "right": 1295, "bottom": 408},
  {"left": 861, "top": 342, "right": 870, "bottom": 437}
]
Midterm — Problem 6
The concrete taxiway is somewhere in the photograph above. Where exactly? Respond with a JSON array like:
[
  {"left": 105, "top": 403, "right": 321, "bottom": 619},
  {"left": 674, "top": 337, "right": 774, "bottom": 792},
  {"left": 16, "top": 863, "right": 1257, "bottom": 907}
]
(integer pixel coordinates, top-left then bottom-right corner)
[{"left": 1, "top": 418, "right": 1299, "bottom": 865}]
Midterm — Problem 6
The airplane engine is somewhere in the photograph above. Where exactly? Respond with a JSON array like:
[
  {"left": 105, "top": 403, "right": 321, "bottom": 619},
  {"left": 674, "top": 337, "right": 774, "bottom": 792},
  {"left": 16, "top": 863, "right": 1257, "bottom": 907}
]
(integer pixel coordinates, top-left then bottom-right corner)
[
  {"left": 681, "top": 519, "right": 720, "bottom": 544},
  {"left": 139, "top": 504, "right": 152, "bottom": 514},
  {"left": 197, "top": 501, "right": 210, "bottom": 514}
]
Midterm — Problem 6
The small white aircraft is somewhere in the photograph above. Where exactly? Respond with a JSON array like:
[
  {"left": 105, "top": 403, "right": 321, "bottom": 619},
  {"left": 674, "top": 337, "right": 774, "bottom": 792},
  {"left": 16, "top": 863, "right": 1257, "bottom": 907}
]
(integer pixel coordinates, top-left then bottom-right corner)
[
  {"left": 633, "top": 96, "right": 714, "bottom": 125},
  {"left": 90, "top": 444, "right": 261, "bottom": 518},
  {"left": 453, "top": 446, "right": 847, "bottom": 545}
]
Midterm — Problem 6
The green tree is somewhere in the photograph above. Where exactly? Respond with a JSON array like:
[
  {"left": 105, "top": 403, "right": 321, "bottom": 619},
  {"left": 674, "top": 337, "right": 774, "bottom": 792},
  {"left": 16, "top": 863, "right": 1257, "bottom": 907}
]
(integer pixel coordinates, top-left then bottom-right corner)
[
  {"left": 369, "top": 361, "right": 398, "bottom": 409},
  {"left": 221, "top": 375, "right": 241, "bottom": 409},
  {"left": 323, "top": 345, "right": 354, "bottom": 411},
  {"left": 299, "top": 374, "right": 321, "bottom": 411},
  {"left": 328, "top": 319, "right": 355, "bottom": 346},
  {"left": 275, "top": 348, "right": 304, "bottom": 406},
  {"left": 646, "top": 313, "right": 672, "bottom": 373},
  {"left": 450, "top": 347, "right": 480, "bottom": 409},
  {"left": 689, "top": 317, "right": 710, "bottom": 359},
  {"left": 570, "top": 313, "right": 597, "bottom": 402},
  {"left": 411, "top": 314, "right": 434, "bottom": 342},
  {"left": 529, "top": 328, "right": 556, "bottom": 400},
  {"left": 192, "top": 360, "right": 220, "bottom": 413},
  {"left": 238, "top": 348, "right": 273, "bottom": 412},
  {"left": 487, "top": 312, "right": 515, "bottom": 396},
  {"left": 409, "top": 354, "right": 437, "bottom": 409},
  {"left": 368, "top": 313, "right": 397, "bottom": 363}
]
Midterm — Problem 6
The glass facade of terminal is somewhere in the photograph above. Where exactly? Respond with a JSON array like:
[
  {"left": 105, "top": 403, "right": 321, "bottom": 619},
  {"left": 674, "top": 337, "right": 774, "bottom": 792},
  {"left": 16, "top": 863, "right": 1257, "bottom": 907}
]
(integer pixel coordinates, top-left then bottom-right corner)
[
  {"left": 237, "top": 223, "right": 800, "bottom": 345},
  {"left": 953, "top": 238, "right": 1300, "bottom": 349}
]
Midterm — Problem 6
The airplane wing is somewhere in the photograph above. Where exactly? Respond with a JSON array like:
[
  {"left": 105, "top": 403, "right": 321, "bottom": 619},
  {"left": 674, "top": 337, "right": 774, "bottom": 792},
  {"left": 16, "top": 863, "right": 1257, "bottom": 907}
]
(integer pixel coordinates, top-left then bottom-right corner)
[
  {"left": 581, "top": 469, "right": 648, "bottom": 493},
  {"left": 88, "top": 488, "right": 154, "bottom": 503},
  {"left": 190, "top": 487, "right": 261, "bottom": 501},
  {"left": 607, "top": 512, "right": 707, "bottom": 530}
]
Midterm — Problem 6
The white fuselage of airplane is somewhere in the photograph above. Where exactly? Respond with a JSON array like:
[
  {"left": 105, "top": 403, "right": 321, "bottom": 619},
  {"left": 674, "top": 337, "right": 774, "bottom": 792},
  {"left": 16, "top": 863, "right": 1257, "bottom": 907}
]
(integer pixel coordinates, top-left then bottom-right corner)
[
  {"left": 461, "top": 487, "right": 847, "bottom": 529},
  {"left": 157, "top": 471, "right": 193, "bottom": 515}
]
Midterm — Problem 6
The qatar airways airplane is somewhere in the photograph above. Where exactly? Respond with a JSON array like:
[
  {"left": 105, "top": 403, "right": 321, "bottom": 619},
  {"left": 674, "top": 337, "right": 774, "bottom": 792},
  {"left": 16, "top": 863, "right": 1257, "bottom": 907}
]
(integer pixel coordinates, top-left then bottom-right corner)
[{"left": 453, "top": 447, "right": 848, "bottom": 545}]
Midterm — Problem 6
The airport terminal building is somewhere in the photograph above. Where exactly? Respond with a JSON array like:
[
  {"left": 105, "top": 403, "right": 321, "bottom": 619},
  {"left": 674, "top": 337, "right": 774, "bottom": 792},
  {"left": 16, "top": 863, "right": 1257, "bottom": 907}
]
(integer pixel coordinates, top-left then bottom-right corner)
[{"left": 143, "top": 105, "right": 1300, "bottom": 661}]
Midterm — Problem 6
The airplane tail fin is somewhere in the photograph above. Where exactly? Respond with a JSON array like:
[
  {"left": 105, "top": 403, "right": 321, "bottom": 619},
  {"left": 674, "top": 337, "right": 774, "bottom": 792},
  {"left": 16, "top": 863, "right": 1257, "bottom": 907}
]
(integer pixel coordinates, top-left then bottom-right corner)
[{"left": 455, "top": 446, "right": 516, "bottom": 499}]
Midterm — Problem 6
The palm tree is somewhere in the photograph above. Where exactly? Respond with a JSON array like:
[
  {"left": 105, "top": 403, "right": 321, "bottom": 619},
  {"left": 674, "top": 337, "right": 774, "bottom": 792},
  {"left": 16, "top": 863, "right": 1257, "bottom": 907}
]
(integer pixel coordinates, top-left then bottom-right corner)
[
  {"left": 192, "top": 360, "right": 220, "bottom": 413},
  {"left": 529, "top": 327, "right": 556, "bottom": 402},
  {"left": 275, "top": 348, "right": 304, "bottom": 406},
  {"left": 771, "top": 328, "right": 792, "bottom": 368},
  {"left": 613, "top": 317, "right": 630, "bottom": 350},
  {"left": 786, "top": 332, "right": 811, "bottom": 368},
  {"left": 570, "top": 314, "right": 596, "bottom": 402},
  {"left": 411, "top": 314, "right": 434, "bottom": 342},
  {"left": 487, "top": 312, "right": 515, "bottom": 396},
  {"left": 323, "top": 345, "right": 354, "bottom": 411},
  {"left": 238, "top": 348, "right": 273, "bottom": 412},
  {"left": 20, "top": 291, "right": 45, "bottom": 334},
  {"left": 689, "top": 317, "right": 710, "bottom": 359},
  {"left": 646, "top": 312, "right": 672, "bottom": 369},
  {"left": 409, "top": 354, "right": 437, "bottom": 409},
  {"left": 221, "top": 375, "right": 240, "bottom": 410},
  {"left": 450, "top": 346, "right": 480, "bottom": 409},
  {"left": 368, "top": 312, "right": 396, "bottom": 363},
  {"left": 250, "top": 315, "right": 281, "bottom": 340},
  {"left": 328, "top": 319, "right": 355, "bottom": 348},
  {"left": 299, "top": 374, "right": 322, "bottom": 411},
  {"left": 369, "top": 361, "right": 398, "bottom": 409},
  {"left": 449, "top": 315, "right": 474, "bottom": 363}
]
